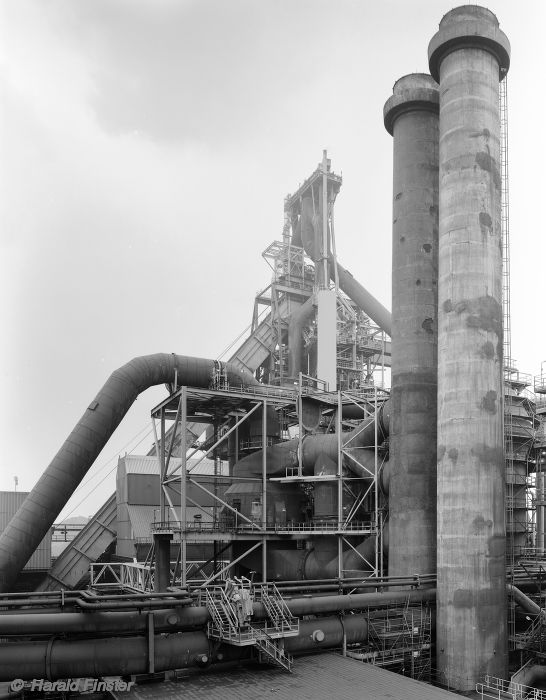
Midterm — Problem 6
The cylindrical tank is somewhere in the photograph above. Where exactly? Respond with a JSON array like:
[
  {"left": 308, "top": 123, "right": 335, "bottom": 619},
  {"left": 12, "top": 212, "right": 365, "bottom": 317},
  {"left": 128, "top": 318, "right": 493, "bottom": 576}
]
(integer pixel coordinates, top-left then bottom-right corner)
[
  {"left": 383, "top": 73, "right": 439, "bottom": 579},
  {"left": 428, "top": 5, "right": 510, "bottom": 691}
]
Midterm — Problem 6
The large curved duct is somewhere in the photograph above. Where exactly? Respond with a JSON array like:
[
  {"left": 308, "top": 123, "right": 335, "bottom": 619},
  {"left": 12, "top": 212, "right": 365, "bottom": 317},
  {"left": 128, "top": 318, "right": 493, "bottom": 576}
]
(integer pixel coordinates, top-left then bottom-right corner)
[
  {"left": 248, "top": 530, "right": 380, "bottom": 581},
  {"left": 230, "top": 400, "right": 390, "bottom": 481},
  {"left": 0, "top": 354, "right": 257, "bottom": 593}
]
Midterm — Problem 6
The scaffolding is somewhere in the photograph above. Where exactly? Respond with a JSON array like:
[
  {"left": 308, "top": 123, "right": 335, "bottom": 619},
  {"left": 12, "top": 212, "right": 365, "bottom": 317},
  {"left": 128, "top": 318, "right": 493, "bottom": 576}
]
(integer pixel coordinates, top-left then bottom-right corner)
[{"left": 347, "top": 599, "right": 432, "bottom": 682}]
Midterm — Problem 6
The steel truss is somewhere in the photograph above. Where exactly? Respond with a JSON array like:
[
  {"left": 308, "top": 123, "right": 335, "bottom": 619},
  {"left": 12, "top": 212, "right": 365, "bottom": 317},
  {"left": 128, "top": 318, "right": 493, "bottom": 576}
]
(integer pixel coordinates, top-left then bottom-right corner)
[{"left": 147, "top": 378, "right": 388, "bottom": 588}]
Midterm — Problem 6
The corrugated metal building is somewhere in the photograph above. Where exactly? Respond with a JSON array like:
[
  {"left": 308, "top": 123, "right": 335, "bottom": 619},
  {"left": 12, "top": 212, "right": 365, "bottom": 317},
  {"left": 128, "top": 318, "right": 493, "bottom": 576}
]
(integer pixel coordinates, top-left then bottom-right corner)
[
  {"left": 0, "top": 491, "right": 51, "bottom": 570},
  {"left": 116, "top": 456, "right": 229, "bottom": 559}
]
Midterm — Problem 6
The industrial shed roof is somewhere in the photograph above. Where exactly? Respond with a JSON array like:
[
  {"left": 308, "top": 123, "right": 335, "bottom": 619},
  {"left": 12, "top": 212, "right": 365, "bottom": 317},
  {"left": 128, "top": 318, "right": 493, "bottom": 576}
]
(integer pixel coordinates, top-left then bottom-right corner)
[
  {"left": 120, "top": 653, "right": 467, "bottom": 699},
  {"left": 118, "top": 455, "right": 224, "bottom": 476}
]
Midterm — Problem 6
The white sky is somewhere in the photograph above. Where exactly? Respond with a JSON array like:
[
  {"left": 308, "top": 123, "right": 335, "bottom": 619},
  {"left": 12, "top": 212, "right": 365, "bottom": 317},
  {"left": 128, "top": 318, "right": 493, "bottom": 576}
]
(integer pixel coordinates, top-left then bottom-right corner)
[{"left": 1, "top": 0, "right": 544, "bottom": 518}]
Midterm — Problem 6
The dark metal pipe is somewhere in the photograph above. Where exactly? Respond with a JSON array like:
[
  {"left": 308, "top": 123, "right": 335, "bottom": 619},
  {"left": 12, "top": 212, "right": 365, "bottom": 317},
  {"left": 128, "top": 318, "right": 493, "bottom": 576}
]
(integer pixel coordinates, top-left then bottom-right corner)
[
  {"left": 0, "top": 588, "right": 435, "bottom": 637},
  {"left": 334, "top": 261, "right": 392, "bottom": 337},
  {"left": 231, "top": 400, "right": 390, "bottom": 480},
  {"left": 0, "top": 591, "right": 193, "bottom": 611},
  {"left": 0, "top": 354, "right": 256, "bottom": 593},
  {"left": 0, "top": 615, "right": 370, "bottom": 680},
  {"left": 0, "top": 608, "right": 192, "bottom": 636}
]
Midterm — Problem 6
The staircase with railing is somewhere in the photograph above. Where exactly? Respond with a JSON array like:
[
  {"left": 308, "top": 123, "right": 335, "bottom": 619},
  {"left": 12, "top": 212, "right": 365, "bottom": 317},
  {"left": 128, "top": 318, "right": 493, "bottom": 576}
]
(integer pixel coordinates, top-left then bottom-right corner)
[
  {"left": 253, "top": 630, "right": 293, "bottom": 672},
  {"left": 256, "top": 583, "right": 300, "bottom": 635},
  {"left": 202, "top": 582, "right": 298, "bottom": 671}
]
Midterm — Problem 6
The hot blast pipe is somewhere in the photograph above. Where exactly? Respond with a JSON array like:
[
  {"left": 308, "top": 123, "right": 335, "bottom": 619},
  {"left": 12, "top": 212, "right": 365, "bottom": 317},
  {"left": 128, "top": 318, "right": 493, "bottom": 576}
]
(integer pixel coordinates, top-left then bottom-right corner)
[{"left": 0, "top": 354, "right": 256, "bottom": 593}]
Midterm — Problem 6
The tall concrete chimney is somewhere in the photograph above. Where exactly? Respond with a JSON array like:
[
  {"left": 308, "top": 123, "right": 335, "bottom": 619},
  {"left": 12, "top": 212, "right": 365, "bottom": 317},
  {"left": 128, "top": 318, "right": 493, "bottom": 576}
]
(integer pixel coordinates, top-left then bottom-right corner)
[
  {"left": 383, "top": 74, "right": 439, "bottom": 579},
  {"left": 428, "top": 6, "right": 510, "bottom": 691}
]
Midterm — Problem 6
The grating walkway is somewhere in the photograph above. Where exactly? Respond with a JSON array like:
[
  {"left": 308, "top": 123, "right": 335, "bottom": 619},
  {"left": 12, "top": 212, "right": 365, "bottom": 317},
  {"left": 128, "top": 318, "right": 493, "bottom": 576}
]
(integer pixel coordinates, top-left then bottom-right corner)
[{"left": 116, "top": 652, "right": 467, "bottom": 700}]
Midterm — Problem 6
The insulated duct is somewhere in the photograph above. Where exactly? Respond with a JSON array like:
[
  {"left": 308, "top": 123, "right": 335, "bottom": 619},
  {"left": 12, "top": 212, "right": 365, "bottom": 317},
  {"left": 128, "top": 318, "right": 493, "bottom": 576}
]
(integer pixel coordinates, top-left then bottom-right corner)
[{"left": 0, "top": 354, "right": 257, "bottom": 593}]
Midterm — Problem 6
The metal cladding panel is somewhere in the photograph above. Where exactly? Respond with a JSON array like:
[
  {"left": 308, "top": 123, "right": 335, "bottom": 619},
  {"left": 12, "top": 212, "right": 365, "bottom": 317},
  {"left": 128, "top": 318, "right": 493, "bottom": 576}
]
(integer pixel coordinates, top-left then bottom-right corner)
[
  {"left": 127, "top": 474, "right": 159, "bottom": 506},
  {"left": 120, "top": 455, "right": 218, "bottom": 476}
]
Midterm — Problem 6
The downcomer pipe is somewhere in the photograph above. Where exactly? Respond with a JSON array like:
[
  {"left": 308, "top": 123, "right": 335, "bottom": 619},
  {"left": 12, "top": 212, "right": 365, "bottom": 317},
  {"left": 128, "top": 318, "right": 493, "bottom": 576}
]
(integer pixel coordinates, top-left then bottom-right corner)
[
  {"left": 299, "top": 193, "right": 392, "bottom": 336},
  {"left": 0, "top": 355, "right": 257, "bottom": 593},
  {"left": 383, "top": 74, "right": 439, "bottom": 579},
  {"left": 429, "top": 6, "right": 510, "bottom": 691}
]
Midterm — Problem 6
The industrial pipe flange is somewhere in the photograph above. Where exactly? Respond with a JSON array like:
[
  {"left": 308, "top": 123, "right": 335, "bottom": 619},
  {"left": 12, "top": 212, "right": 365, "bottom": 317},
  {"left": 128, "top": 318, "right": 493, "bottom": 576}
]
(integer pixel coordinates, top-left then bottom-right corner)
[
  {"left": 383, "top": 73, "right": 439, "bottom": 136},
  {"left": 428, "top": 5, "right": 510, "bottom": 82}
]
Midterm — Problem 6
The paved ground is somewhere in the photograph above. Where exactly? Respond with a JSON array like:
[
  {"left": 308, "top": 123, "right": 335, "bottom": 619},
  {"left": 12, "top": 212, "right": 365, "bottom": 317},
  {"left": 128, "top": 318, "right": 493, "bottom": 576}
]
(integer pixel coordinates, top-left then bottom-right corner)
[{"left": 117, "top": 653, "right": 468, "bottom": 700}]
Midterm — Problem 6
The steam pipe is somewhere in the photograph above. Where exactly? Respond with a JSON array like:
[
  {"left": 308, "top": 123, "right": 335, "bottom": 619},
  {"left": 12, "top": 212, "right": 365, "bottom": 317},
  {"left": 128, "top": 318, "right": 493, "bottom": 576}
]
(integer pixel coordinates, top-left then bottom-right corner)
[
  {"left": 0, "top": 614, "right": 370, "bottom": 681},
  {"left": 0, "top": 354, "right": 257, "bottom": 593}
]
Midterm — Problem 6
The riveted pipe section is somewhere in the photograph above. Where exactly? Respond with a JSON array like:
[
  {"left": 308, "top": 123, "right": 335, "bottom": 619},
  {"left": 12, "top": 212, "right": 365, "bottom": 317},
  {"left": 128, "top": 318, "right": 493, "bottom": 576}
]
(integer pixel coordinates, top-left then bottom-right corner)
[
  {"left": 0, "top": 354, "right": 257, "bottom": 593},
  {"left": 383, "top": 74, "right": 439, "bottom": 580},
  {"left": 428, "top": 6, "right": 510, "bottom": 691}
]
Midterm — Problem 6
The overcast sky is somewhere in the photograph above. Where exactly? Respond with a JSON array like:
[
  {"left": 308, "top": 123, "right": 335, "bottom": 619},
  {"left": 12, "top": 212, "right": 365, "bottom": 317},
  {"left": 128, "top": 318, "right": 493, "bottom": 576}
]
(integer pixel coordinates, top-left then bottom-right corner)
[{"left": 1, "top": 0, "right": 544, "bottom": 519}]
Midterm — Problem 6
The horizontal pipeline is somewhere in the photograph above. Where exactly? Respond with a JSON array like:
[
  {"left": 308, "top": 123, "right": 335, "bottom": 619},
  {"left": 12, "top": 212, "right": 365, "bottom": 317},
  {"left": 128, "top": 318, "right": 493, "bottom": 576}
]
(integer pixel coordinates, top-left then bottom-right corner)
[
  {"left": 0, "top": 614, "right": 369, "bottom": 681},
  {"left": 0, "top": 588, "right": 435, "bottom": 637}
]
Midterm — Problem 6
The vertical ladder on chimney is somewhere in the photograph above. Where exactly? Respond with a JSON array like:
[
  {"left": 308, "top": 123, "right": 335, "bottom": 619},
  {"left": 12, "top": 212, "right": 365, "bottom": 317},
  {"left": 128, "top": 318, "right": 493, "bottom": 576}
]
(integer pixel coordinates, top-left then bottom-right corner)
[{"left": 500, "top": 74, "right": 518, "bottom": 649}]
